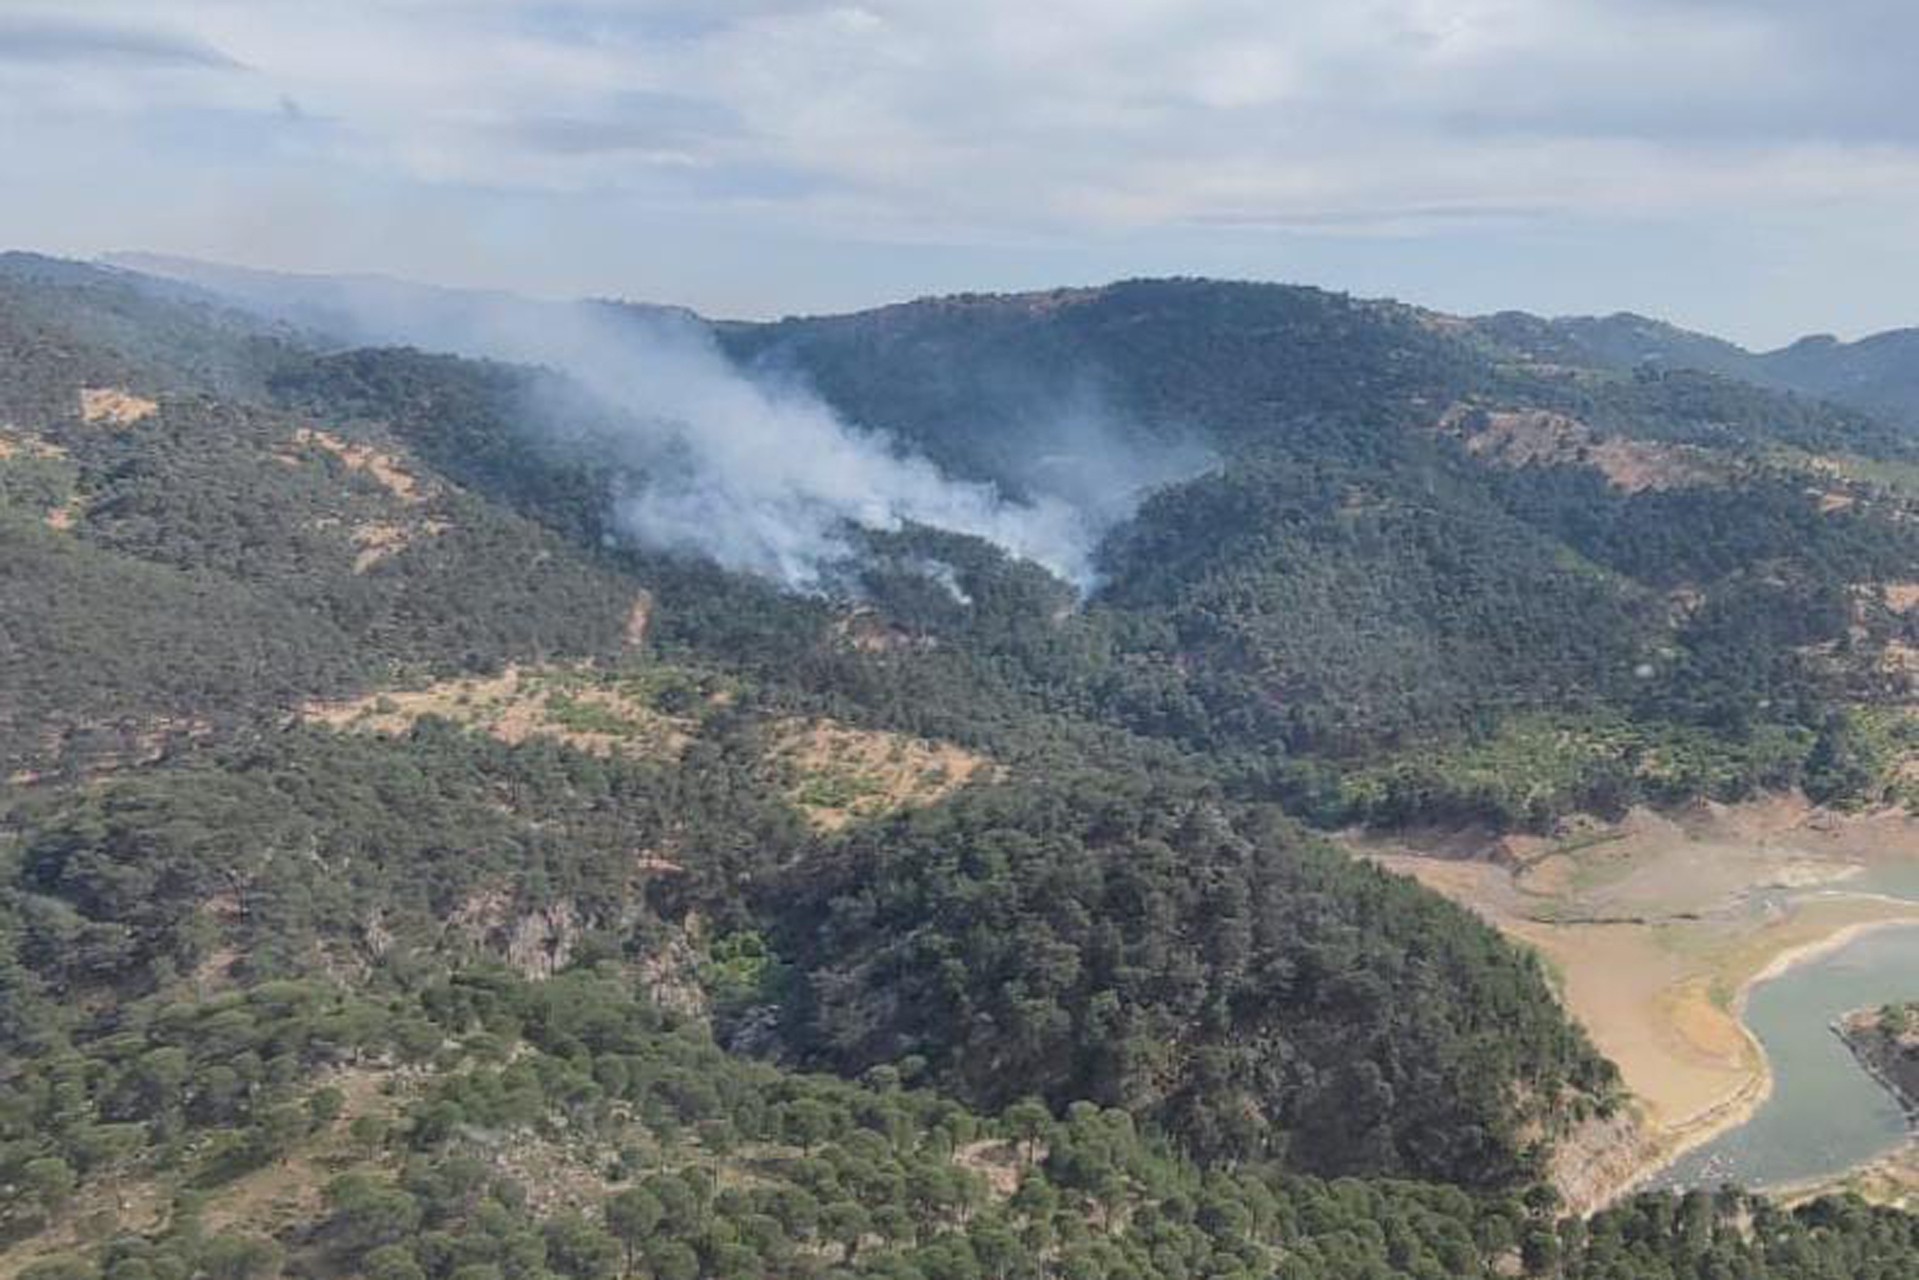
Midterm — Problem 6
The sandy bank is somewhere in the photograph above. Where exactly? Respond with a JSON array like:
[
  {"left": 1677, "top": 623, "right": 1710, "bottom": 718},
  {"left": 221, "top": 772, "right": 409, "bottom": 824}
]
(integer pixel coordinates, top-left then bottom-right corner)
[
  {"left": 1775, "top": 1139, "right": 1919, "bottom": 1212},
  {"left": 1631, "top": 917, "right": 1919, "bottom": 1190},
  {"left": 1353, "top": 796, "right": 1919, "bottom": 1206},
  {"left": 1745, "top": 918, "right": 1919, "bottom": 993}
]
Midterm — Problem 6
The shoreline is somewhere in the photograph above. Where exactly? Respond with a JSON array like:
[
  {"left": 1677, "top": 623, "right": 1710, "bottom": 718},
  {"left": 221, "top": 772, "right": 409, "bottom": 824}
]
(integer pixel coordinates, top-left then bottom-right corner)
[
  {"left": 1773, "top": 1138, "right": 1919, "bottom": 1212},
  {"left": 1743, "top": 917, "right": 1919, "bottom": 993},
  {"left": 1619, "top": 916, "right": 1919, "bottom": 1197},
  {"left": 1833, "top": 1019, "right": 1919, "bottom": 1126},
  {"left": 1359, "top": 795, "right": 1919, "bottom": 1210}
]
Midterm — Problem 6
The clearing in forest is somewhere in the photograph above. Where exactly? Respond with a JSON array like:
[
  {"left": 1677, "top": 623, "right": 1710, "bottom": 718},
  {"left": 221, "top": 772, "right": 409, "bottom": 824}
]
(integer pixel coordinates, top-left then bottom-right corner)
[
  {"left": 0, "top": 427, "right": 66, "bottom": 460},
  {"left": 768, "top": 718, "right": 992, "bottom": 830},
  {"left": 281, "top": 427, "right": 428, "bottom": 503},
  {"left": 302, "top": 665, "right": 695, "bottom": 761},
  {"left": 1437, "top": 404, "right": 1723, "bottom": 492},
  {"left": 77, "top": 387, "right": 158, "bottom": 426}
]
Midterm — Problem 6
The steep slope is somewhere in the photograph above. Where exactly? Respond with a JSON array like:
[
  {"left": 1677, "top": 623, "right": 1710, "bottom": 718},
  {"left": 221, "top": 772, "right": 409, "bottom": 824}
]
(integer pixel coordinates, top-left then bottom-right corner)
[
  {"left": 6, "top": 258, "right": 1919, "bottom": 1278},
  {"left": 717, "top": 279, "right": 1485, "bottom": 488},
  {"left": 1469, "top": 310, "right": 1756, "bottom": 382},
  {"left": 0, "top": 257, "right": 1626, "bottom": 1213},
  {"left": 780, "top": 773, "right": 1614, "bottom": 1185},
  {"left": 5, "top": 967, "right": 1911, "bottom": 1280},
  {"left": 90, "top": 261, "right": 1919, "bottom": 823},
  {"left": 0, "top": 252, "right": 298, "bottom": 415},
  {"left": 0, "top": 261, "right": 644, "bottom": 775},
  {"left": 721, "top": 280, "right": 1919, "bottom": 820}
]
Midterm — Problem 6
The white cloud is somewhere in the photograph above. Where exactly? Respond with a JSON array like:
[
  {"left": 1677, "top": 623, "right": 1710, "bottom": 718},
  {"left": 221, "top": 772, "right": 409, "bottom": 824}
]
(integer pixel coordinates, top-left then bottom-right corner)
[{"left": 1, "top": 1, "right": 1916, "bottom": 338}]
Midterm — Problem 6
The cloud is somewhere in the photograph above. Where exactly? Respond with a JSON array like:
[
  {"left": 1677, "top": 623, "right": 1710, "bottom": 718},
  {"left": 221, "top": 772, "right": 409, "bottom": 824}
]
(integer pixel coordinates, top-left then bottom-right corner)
[
  {"left": 26, "top": 1, "right": 1916, "bottom": 224},
  {"left": 504, "top": 96, "right": 742, "bottom": 156},
  {"left": 0, "top": 15, "right": 241, "bottom": 69},
  {"left": 2, "top": 2, "right": 1917, "bottom": 341}
]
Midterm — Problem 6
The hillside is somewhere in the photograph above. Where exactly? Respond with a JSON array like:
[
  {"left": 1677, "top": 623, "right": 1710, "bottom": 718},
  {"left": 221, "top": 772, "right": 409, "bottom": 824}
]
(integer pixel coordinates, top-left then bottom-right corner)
[
  {"left": 3, "top": 255, "right": 1919, "bottom": 1278},
  {"left": 719, "top": 278, "right": 1919, "bottom": 822},
  {"left": 1468, "top": 306, "right": 1919, "bottom": 430}
]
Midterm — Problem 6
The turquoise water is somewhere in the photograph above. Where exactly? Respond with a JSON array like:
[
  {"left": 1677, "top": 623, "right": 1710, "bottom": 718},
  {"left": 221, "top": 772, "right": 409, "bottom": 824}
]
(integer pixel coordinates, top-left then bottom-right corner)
[
  {"left": 1650, "top": 923, "right": 1918, "bottom": 1191},
  {"left": 1852, "top": 859, "right": 1919, "bottom": 902}
]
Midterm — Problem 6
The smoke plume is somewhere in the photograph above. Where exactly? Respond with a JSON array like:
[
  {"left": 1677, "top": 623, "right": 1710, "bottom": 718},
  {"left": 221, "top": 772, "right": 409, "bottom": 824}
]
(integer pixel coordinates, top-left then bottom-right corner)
[{"left": 112, "top": 254, "right": 1199, "bottom": 592}]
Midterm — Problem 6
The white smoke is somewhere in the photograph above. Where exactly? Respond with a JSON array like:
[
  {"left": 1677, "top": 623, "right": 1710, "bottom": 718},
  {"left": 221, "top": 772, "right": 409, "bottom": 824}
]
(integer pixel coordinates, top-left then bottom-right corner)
[
  {"left": 111, "top": 254, "right": 1193, "bottom": 592},
  {"left": 912, "top": 558, "right": 974, "bottom": 607},
  {"left": 521, "top": 311, "right": 1103, "bottom": 589}
]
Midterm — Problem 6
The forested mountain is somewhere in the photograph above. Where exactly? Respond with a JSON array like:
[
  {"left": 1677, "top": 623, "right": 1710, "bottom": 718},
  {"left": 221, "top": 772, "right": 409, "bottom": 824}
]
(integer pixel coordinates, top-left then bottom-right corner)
[
  {"left": 3, "top": 253, "right": 1917, "bottom": 1278},
  {"left": 1468, "top": 305, "right": 1919, "bottom": 429},
  {"left": 719, "top": 279, "right": 1919, "bottom": 821}
]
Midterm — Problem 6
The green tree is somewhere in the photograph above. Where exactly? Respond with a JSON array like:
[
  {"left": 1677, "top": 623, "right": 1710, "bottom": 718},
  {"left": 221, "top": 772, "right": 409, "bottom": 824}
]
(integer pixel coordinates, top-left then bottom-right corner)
[
  {"left": 23, "top": 1156, "right": 76, "bottom": 1218},
  {"left": 780, "top": 1098, "right": 834, "bottom": 1155},
  {"left": 822, "top": 1201, "right": 871, "bottom": 1263},
  {"left": 1004, "top": 1098, "right": 1052, "bottom": 1166},
  {"left": 643, "top": 1241, "right": 698, "bottom": 1280},
  {"left": 544, "top": 1212, "right": 622, "bottom": 1280},
  {"left": 307, "top": 1086, "right": 346, "bottom": 1128},
  {"left": 603, "top": 1189, "right": 664, "bottom": 1275},
  {"left": 360, "top": 1246, "right": 425, "bottom": 1280}
]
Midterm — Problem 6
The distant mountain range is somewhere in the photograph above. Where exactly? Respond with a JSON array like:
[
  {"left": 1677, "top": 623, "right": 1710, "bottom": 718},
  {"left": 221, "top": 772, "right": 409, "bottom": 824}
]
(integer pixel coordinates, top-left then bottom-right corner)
[{"left": 1469, "top": 307, "right": 1919, "bottom": 427}]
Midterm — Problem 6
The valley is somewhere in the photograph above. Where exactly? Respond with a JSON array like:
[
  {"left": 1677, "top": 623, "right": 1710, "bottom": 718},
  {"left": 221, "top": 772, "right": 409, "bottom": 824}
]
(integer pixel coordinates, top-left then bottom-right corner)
[
  {"left": 1364, "top": 798, "right": 1919, "bottom": 1203},
  {"left": 3, "top": 254, "right": 1919, "bottom": 1277},
  {"left": 8, "top": 2, "right": 1918, "bottom": 1275},
  {"left": 1652, "top": 925, "right": 1918, "bottom": 1196}
]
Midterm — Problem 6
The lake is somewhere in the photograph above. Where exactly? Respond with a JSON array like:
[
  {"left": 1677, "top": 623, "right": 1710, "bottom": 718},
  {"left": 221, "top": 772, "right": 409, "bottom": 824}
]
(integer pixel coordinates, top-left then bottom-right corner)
[{"left": 1650, "top": 922, "right": 1918, "bottom": 1191}]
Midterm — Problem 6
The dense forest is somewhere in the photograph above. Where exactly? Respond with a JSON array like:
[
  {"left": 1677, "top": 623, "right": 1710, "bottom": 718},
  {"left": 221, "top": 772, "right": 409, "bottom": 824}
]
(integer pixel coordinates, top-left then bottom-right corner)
[
  {"left": 4, "top": 969, "right": 1914, "bottom": 1280},
  {"left": 3, "top": 254, "right": 1917, "bottom": 1276}
]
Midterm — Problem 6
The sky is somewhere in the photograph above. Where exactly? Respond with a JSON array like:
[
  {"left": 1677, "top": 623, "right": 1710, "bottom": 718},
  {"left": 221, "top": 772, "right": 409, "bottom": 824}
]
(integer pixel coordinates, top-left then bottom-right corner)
[{"left": 2, "top": 0, "right": 1916, "bottom": 347}]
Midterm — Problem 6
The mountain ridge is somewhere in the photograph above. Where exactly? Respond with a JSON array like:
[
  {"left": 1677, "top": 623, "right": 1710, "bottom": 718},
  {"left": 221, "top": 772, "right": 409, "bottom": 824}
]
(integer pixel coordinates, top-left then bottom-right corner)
[
  {"left": 4, "top": 250, "right": 1919, "bottom": 1277},
  {"left": 95, "top": 249, "right": 1919, "bottom": 444}
]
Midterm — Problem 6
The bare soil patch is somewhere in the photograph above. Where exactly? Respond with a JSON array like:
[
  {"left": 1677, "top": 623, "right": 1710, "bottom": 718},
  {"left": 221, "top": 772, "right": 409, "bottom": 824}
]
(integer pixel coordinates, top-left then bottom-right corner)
[
  {"left": 78, "top": 387, "right": 158, "bottom": 426},
  {"left": 1436, "top": 405, "right": 1721, "bottom": 492},
  {"left": 198, "top": 1067, "right": 408, "bottom": 1237},
  {"left": 832, "top": 608, "right": 937, "bottom": 655},
  {"left": 954, "top": 1138, "right": 1040, "bottom": 1197},
  {"left": 43, "top": 497, "right": 82, "bottom": 531},
  {"left": 282, "top": 427, "right": 427, "bottom": 503},
  {"left": 303, "top": 666, "right": 693, "bottom": 761},
  {"left": 1779, "top": 1140, "right": 1919, "bottom": 1212},
  {"left": 349, "top": 517, "right": 450, "bottom": 572},
  {"left": 0, "top": 427, "right": 66, "bottom": 460},
  {"left": 0, "top": 1066, "right": 409, "bottom": 1277}
]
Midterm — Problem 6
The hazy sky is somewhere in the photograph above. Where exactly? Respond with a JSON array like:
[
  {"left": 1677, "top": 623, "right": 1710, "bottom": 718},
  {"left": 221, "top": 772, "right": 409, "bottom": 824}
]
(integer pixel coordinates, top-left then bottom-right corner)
[{"left": 3, "top": 0, "right": 1915, "bottom": 346}]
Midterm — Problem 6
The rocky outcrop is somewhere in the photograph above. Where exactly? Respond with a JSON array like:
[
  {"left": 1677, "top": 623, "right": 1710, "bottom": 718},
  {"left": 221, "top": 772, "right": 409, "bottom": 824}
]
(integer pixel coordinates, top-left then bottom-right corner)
[
  {"left": 503, "top": 901, "right": 582, "bottom": 979},
  {"left": 445, "top": 888, "right": 714, "bottom": 1017},
  {"left": 622, "top": 590, "right": 654, "bottom": 649},
  {"left": 447, "top": 889, "right": 584, "bottom": 980},
  {"left": 1839, "top": 1006, "right": 1919, "bottom": 1123},
  {"left": 636, "top": 924, "right": 710, "bottom": 1019},
  {"left": 1549, "top": 1107, "right": 1665, "bottom": 1216}
]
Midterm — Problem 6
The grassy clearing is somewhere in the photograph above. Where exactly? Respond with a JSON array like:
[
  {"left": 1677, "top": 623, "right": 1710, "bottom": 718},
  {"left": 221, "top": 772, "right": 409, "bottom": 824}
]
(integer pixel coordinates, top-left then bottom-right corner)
[
  {"left": 302, "top": 663, "right": 700, "bottom": 762},
  {"left": 767, "top": 719, "right": 994, "bottom": 831}
]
